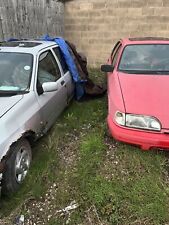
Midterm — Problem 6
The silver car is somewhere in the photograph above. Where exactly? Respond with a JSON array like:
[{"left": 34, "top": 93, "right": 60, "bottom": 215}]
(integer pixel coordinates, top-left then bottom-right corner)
[{"left": 0, "top": 40, "right": 74, "bottom": 195}]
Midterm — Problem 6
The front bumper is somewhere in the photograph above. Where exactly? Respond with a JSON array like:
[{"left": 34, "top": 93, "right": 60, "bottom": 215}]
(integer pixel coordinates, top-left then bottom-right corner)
[{"left": 107, "top": 115, "right": 169, "bottom": 150}]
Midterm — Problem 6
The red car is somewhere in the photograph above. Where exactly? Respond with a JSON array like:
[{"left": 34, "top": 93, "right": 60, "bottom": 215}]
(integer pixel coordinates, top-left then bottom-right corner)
[{"left": 101, "top": 37, "right": 169, "bottom": 150}]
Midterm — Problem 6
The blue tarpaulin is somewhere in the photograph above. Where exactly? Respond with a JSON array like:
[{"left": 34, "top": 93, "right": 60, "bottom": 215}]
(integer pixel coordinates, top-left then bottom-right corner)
[{"left": 42, "top": 35, "right": 86, "bottom": 100}]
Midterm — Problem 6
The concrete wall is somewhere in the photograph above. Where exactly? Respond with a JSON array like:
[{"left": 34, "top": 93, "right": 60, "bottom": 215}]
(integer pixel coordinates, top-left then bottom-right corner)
[
  {"left": 0, "top": 0, "right": 64, "bottom": 40},
  {"left": 64, "top": 0, "right": 169, "bottom": 66}
]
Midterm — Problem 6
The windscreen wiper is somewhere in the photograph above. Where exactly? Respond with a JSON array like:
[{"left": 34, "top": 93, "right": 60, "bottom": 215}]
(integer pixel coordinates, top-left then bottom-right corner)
[
  {"left": 119, "top": 70, "right": 146, "bottom": 74},
  {"left": 119, "top": 70, "right": 169, "bottom": 74},
  {"left": 152, "top": 71, "right": 169, "bottom": 74},
  {"left": 0, "top": 90, "right": 29, "bottom": 96}
]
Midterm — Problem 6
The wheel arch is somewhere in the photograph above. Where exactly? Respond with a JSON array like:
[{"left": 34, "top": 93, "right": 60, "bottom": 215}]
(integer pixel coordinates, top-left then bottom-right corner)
[{"left": 0, "top": 130, "right": 36, "bottom": 173}]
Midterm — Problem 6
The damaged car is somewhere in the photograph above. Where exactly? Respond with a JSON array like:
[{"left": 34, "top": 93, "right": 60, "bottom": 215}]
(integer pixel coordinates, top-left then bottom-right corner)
[
  {"left": 102, "top": 37, "right": 169, "bottom": 150},
  {"left": 0, "top": 40, "right": 74, "bottom": 195}
]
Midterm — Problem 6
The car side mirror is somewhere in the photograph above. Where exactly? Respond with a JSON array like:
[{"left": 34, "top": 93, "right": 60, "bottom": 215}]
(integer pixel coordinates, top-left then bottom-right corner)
[
  {"left": 101, "top": 64, "right": 114, "bottom": 72},
  {"left": 42, "top": 82, "right": 58, "bottom": 93}
]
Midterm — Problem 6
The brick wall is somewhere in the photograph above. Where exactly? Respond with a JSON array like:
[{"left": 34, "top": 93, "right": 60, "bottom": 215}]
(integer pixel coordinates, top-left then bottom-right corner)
[
  {"left": 64, "top": 0, "right": 169, "bottom": 66},
  {"left": 0, "top": 0, "right": 64, "bottom": 40}
]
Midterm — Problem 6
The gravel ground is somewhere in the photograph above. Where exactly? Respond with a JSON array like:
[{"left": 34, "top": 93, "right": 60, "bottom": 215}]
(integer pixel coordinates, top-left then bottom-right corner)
[
  {"left": 0, "top": 129, "right": 88, "bottom": 225},
  {"left": 0, "top": 133, "right": 169, "bottom": 225}
]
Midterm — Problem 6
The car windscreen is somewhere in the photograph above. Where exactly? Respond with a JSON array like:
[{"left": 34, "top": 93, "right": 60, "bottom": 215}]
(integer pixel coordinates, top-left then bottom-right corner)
[
  {"left": 118, "top": 44, "right": 169, "bottom": 74},
  {"left": 0, "top": 52, "right": 33, "bottom": 93}
]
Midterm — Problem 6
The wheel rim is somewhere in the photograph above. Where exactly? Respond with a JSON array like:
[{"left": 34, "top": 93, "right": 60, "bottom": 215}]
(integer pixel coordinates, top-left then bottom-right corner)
[{"left": 15, "top": 147, "right": 31, "bottom": 183}]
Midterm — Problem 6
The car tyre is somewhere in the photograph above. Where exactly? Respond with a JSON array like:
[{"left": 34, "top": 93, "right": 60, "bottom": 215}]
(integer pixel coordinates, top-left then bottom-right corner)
[{"left": 1, "top": 138, "right": 32, "bottom": 195}]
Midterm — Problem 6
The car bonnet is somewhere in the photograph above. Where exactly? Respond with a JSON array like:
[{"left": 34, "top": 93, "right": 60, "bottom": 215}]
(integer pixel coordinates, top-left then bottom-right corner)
[
  {"left": 0, "top": 95, "right": 23, "bottom": 118},
  {"left": 118, "top": 71, "right": 169, "bottom": 129}
]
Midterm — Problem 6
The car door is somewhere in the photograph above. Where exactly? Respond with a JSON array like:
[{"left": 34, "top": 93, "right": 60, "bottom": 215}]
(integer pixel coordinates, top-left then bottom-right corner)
[
  {"left": 108, "top": 42, "right": 123, "bottom": 115},
  {"left": 52, "top": 46, "right": 75, "bottom": 102},
  {"left": 36, "top": 49, "right": 67, "bottom": 131}
]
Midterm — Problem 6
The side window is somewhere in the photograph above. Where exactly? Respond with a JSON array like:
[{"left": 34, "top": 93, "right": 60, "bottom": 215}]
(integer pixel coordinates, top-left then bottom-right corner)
[
  {"left": 111, "top": 42, "right": 122, "bottom": 68},
  {"left": 37, "top": 50, "right": 61, "bottom": 85},
  {"left": 53, "top": 47, "right": 68, "bottom": 74}
]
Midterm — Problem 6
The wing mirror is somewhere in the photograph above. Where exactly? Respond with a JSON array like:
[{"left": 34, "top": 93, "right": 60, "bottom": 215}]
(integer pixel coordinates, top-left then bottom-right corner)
[
  {"left": 101, "top": 64, "right": 114, "bottom": 72},
  {"left": 42, "top": 82, "right": 58, "bottom": 92}
]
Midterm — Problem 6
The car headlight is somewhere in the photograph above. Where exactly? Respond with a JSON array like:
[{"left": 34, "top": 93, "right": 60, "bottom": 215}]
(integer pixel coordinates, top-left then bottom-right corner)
[{"left": 115, "top": 112, "right": 161, "bottom": 131}]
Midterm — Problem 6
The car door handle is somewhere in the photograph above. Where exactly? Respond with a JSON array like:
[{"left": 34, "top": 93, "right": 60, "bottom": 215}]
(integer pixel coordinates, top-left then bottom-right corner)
[{"left": 61, "top": 80, "right": 65, "bottom": 86}]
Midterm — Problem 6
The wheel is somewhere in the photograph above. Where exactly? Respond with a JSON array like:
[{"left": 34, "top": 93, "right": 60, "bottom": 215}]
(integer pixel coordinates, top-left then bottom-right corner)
[{"left": 2, "top": 138, "right": 32, "bottom": 195}]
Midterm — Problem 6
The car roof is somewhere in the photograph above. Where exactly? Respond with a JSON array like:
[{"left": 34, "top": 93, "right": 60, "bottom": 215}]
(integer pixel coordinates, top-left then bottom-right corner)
[
  {"left": 121, "top": 37, "right": 169, "bottom": 46},
  {"left": 0, "top": 40, "right": 58, "bottom": 54}
]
